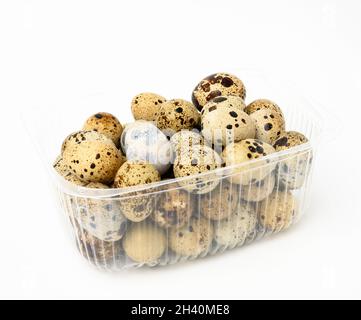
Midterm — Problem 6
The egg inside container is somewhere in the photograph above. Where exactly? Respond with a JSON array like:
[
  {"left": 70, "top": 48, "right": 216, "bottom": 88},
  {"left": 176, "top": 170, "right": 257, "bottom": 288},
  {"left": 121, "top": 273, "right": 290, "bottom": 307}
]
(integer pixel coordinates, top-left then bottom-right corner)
[
  {"left": 72, "top": 182, "right": 127, "bottom": 242},
  {"left": 120, "top": 121, "right": 173, "bottom": 175}
]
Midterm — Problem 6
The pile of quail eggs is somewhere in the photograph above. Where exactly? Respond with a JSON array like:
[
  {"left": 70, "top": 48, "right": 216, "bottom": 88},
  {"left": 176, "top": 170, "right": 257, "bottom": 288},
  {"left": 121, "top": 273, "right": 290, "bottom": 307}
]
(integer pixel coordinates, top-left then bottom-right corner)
[{"left": 54, "top": 72, "right": 311, "bottom": 267}]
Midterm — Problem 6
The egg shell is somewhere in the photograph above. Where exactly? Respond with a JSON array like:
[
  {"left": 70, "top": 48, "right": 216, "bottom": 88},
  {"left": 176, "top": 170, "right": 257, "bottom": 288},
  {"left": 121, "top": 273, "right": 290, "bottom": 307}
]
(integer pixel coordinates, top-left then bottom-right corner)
[
  {"left": 114, "top": 161, "right": 161, "bottom": 222},
  {"left": 201, "top": 97, "right": 256, "bottom": 146},
  {"left": 131, "top": 93, "right": 166, "bottom": 122},
  {"left": 222, "top": 139, "right": 276, "bottom": 185},
  {"left": 173, "top": 145, "right": 222, "bottom": 194},
  {"left": 53, "top": 156, "right": 87, "bottom": 186},
  {"left": 53, "top": 155, "right": 69, "bottom": 176},
  {"left": 74, "top": 221, "right": 122, "bottom": 265},
  {"left": 274, "top": 131, "right": 311, "bottom": 190},
  {"left": 201, "top": 95, "right": 246, "bottom": 116},
  {"left": 122, "top": 222, "right": 166, "bottom": 264},
  {"left": 245, "top": 99, "right": 284, "bottom": 119},
  {"left": 63, "top": 132, "right": 125, "bottom": 184},
  {"left": 258, "top": 190, "right": 297, "bottom": 233},
  {"left": 83, "top": 112, "right": 124, "bottom": 147},
  {"left": 169, "top": 217, "right": 214, "bottom": 257},
  {"left": 156, "top": 99, "right": 200, "bottom": 134},
  {"left": 192, "top": 73, "right": 246, "bottom": 112},
  {"left": 114, "top": 161, "right": 160, "bottom": 188},
  {"left": 121, "top": 121, "right": 172, "bottom": 175},
  {"left": 214, "top": 202, "right": 257, "bottom": 248},
  {"left": 75, "top": 182, "right": 127, "bottom": 242},
  {"left": 61, "top": 130, "right": 110, "bottom": 154},
  {"left": 121, "top": 121, "right": 165, "bottom": 151},
  {"left": 240, "top": 173, "right": 276, "bottom": 202},
  {"left": 170, "top": 130, "right": 208, "bottom": 158},
  {"left": 201, "top": 181, "right": 239, "bottom": 221},
  {"left": 152, "top": 188, "right": 194, "bottom": 229},
  {"left": 250, "top": 108, "right": 285, "bottom": 144}
]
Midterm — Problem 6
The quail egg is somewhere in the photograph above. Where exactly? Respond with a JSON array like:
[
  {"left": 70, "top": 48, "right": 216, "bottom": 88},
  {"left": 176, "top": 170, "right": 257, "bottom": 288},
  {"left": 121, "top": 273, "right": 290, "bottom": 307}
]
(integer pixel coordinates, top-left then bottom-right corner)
[
  {"left": 258, "top": 190, "right": 297, "bottom": 233},
  {"left": 74, "top": 221, "right": 122, "bottom": 265},
  {"left": 192, "top": 73, "right": 246, "bottom": 112},
  {"left": 123, "top": 222, "right": 166, "bottom": 264},
  {"left": 170, "top": 130, "right": 208, "bottom": 157},
  {"left": 173, "top": 145, "right": 223, "bottom": 194},
  {"left": 245, "top": 99, "right": 284, "bottom": 119},
  {"left": 53, "top": 156, "right": 87, "bottom": 186},
  {"left": 131, "top": 92, "right": 166, "bottom": 122},
  {"left": 83, "top": 112, "right": 124, "bottom": 147},
  {"left": 121, "top": 121, "right": 172, "bottom": 175},
  {"left": 152, "top": 188, "right": 194, "bottom": 229},
  {"left": 250, "top": 108, "right": 285, "bottom": 144},
  {"left": 240, "top": 173, "right": 276, "bottom": 202},
  {"left": 201, "top": 181, "right": 239, "bottom": 221},
  {"left": 113, "top": 161, "right": 161, "bottom": 222},
  {"left": 61, "top": 130, "right": 110, "bottom": 154},
  {"left": 75, "top": 182, "right": 127, "bottom": 242},
  {"left": 201, "top": 96, "right": 256, "bottom": 147},
  {"left": 273, "top": 131, "right": 311, "bottom": 190},
  {"left": 62, "top": 131, "right": 125, "bottom": 184},
  {"left": 156, "top": 99, "right": 200, "bottom": 135},
  {"left": 169, "top": 217, "right": 214, "bottom": 257},
  {"left": 222, "top": 139, "right": 276, "bottom": 185},
  {"left": 214, "top": 202, "right": 257, "bottom": 248}
]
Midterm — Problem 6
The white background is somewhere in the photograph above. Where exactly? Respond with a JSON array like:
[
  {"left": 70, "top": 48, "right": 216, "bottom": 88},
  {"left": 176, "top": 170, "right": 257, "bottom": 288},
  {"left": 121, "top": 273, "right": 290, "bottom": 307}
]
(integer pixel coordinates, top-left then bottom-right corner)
[{"left": 0, "top": 0, "right": 361, "bottom": 300}]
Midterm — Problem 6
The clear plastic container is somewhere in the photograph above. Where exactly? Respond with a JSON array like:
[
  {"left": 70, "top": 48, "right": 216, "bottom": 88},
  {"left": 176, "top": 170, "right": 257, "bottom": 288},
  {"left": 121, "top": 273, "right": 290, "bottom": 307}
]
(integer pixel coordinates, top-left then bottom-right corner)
[{"left": 24, "top": 70, "right": 324, "bottom": 271}]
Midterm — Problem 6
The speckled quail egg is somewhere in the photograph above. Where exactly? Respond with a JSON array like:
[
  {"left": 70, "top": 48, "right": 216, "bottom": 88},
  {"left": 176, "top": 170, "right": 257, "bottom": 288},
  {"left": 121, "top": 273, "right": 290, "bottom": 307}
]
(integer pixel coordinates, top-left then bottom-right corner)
[
  {"left": 131, "top": 92, "right": 167, "bottom": 122},
  {"left": 240, "top": 173, "right": 276, "bottom": 202},
  {"left": 54, "top": 155, "right": 69, "bottom": 176},
  {"left": 121, "top": 121, "right": 172, "bottom": 175},
  {"left": 245, "top": 99, "right": 284, "bottom": 119},
  {"left": 155, "top": 99, "right": 200, "bottom": 134},
  {"left": 201, "top": 181, "right": 239, "bottom": 221},
  {"left": 192, "top": 73, "right": 246, "bottom": 112},
  {"left": 61, "top": 130, "right": 110, "bottom": 154},
  {"left": 169, "top": 217, "right": 214, "bottom": 257},
  {"left": 83, "top": 112, "right": 124, "bottom": 147},
  {"left": 273, "top": 131, "right": 311, "bottom": 190},
  {"left": 201, "top": 95, "right": 246, "bottom": 115},
  {"left": 250, "top": 108, "right": 285, "bottom": 144},
  {"left": 74, "top": 182, "right": 127, "bottom": 242},
  {"left": 123, "top": 222, "right": 166, "bottom": 264},
  {"left": 53, "top": 156, "right": 87, "bottom": 186},
  {"left": 62, "top": 131, "right": 125, "bottom": 184},
  {"left": 201, "top": 96, "right": 256, "bottom": 147},
  {"left": 152, "top": 189, "right": 194, "bottom": 229},
  {"left": 173, "top": 145, "right": 223, "bottom": 194},
  {"left": 113, "top": 161, "right": 161, "bottom": 222},
  {"left": 74, "top": 221, "right": 122, "bottom": 265},
  {"left": 214, "top": 202, "right": 257, "bottom": 248},
  {"left": 258, "top": 190, "right": 297, "bottom": 233},
  {"left": 222, "top": 139, "right": 276, "bottom": 185},
  {"left": 170, "top": 130, "right": 208, "bottom": 157}
]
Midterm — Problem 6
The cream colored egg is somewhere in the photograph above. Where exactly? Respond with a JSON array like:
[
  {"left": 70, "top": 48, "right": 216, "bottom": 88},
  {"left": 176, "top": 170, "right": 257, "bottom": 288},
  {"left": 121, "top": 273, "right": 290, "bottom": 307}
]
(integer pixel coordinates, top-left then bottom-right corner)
[
  {"left": 222, "top": 139, "right": 276, "bottom": 185},
  {"left": 114, "top": 161, "right": 161, "bottom": 222},
  {"left": 173, "top": 145, "right": 222, "bottom": 194},
  {"left": 131, "top": 92, "right": 166, "bottom": 121},
  {"left": 214, "top": 202, "right": 257, "bottom": 248},
  {"left": 123, "top": 222, "right": 166, "bottom": 264},
  {"left": 156, "top": 99, "right": 200, "bottom": 134},
  {"left": 169, "top": 217, "right": 214, "bottom": 257},
  {"left": 63, "top": 131, "right": 125, "bottom": 184},
  {"left": 83, "top": 112, "right": 124, "bottom": 147}
]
